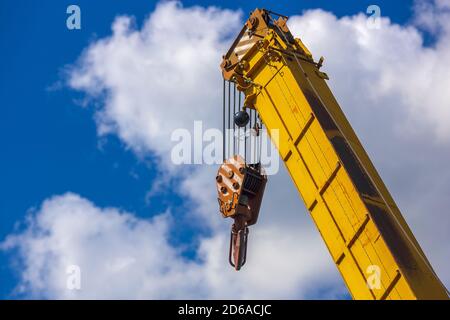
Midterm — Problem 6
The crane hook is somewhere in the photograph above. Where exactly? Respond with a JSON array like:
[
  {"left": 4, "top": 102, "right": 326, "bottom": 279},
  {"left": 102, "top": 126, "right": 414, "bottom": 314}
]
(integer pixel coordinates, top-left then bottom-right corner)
[
  {"left": 216, "top": 155, "right": 267, "bottom": 271},
  {"left": 229, "top": 225, "right": 249, "bottom": 270}
]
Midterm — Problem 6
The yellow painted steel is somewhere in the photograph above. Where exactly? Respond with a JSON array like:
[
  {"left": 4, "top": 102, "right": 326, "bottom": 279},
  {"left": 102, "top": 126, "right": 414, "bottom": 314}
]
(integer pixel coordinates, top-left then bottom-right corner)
[{"left": 224, "top": 9, "right": 449, "bottom": 299}]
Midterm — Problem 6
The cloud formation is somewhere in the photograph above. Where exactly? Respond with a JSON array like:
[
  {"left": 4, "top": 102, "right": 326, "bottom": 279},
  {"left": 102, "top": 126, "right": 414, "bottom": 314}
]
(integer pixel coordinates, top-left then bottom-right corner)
[
  {"left": 1, "top": 192, "right": 342, "bottom": 299},
  {"left": 68, "top": 2, "right": 240, "bottom": 162},
  {"left": 290, "top": 2, "right": 450, "bottom": 141},
  {"left": 2, "top": 193, "right": 205, "bottom": 299}
]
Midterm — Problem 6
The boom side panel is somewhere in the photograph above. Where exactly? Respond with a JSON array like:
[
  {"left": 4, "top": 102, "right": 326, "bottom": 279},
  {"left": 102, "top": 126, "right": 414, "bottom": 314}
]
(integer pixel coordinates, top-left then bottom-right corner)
[
  {"left": 247, "top": 49, "right": 446, "bottom": 299},
  {"left": 220, "top": 8, "right": 448, "bottom": 299}
]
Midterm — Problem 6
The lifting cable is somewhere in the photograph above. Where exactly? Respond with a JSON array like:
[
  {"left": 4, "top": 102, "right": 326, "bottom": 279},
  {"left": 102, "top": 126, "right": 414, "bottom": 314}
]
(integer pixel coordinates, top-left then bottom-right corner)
[
  {"left": 241, "top": 91, "right": 246, "bottom": 162},
  {"left": 228, "top": 80, "right": 231, "bottom": 160},
  {"left": 222, "top": 79, "right": 263, "bottom": 173},
  {"left": 238, "top": 90, "right": 242, "bottom": 158},
  {"left": 248, "top": 108, "right": 251, "bottom": 163},
  {"left": 232, "top": 82, "right": 236, "bottom": 155},
  {"left": 222, "top": 79, "right": 226, "bottom": 162}
]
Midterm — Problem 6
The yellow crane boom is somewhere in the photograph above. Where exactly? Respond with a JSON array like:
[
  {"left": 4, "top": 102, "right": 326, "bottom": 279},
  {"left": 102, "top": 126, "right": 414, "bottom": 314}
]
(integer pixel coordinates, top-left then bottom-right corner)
[{"left": 218, "top": 8, "right": 448, "bottom": 300}]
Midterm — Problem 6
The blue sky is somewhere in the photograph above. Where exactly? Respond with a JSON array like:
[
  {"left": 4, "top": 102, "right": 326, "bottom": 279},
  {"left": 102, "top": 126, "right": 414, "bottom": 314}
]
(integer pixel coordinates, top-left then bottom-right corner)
[{"left": 1, "top": 0, "right": 446, "bottom": 299}]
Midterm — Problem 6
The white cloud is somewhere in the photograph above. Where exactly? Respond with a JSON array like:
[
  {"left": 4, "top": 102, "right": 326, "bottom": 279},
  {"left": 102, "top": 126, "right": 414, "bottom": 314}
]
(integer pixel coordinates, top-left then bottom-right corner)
[
  {"left": 68, "top": 1, "right": 240, "bottom": 163},
  {"left": 413, "top": 0, "right": 450, "bottom": 35},
  {"left": 1, "top": 193, "right": 343, "bottom": 299},
  {"left": 3, "top": 0, "right": 450, "bottom": 298},
  {"left": 290, "top": 6, "right": 450, "bottom": 141},
  {"left": 1, "top": 193, "right": 207, "bottom": 299}
]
